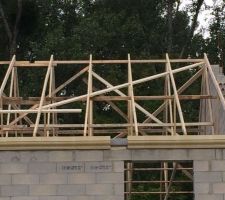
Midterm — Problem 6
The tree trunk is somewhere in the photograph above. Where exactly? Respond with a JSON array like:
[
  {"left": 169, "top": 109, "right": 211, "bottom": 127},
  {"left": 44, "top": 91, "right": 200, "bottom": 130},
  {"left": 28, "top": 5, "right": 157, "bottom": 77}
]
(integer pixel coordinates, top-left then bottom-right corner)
[
  {"left": 179, "top": 0, "right": 204, "bottom": 58},
  {"left": 167, "top": 0, "right": 174, "bottom": 53},
  {"left": 0, "top": 0, "right": 22, "bottom": 58}
]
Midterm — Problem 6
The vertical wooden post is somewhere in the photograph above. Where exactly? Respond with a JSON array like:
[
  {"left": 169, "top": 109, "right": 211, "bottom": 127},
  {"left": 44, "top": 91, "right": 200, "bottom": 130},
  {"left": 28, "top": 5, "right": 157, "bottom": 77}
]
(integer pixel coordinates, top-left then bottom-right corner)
[
  {"left": 173, "top": 99, "right": 177, "bottom": 134},
  {"left": 166, "top": 62, "right": 174, "bottom": 135},
  {"left": 163, "top": 162, "right": 177, "bottom": 200},
  {"left": 128, "top": 54, "right": 138, "bottom": 136},
  {"left": 84, "top": 55, "right": 92, "bottom": 136},
  {"left": 0, "top": 55, "right": 16, "bottom": 136},
  {"left": 164, "top": 63, "right": 168, "bottom": 135},
  {"left": 160, "top": 162, "right": 164, "bottom": 200},
  {"left": 13, "top": 67, "right": 20, "bottom": 136},
  {"left": 89, "top": 56, "right": 93, "bottom": 136},
  {"left": 33, "top": 55, "right": 53, "bottom": 136},
  {"left": 6, "top": 67, "right": 15, "bottom": 137},
  {"left": 127, "top": 58, "right": 133, "bottom": 136},
  {"left": 126, "top": 162, "right": 133, "bottom": 200},
  {"left": 46, "top": 66, "right": 54, "bottom": 137},
  {"left": 166, "top": 54, "right": 187, "bottom": 135},
  {"left": 164, "top": 162, "right": 169, "bottom": 195},
  {"left": 51, "top": 66, "right": 57, "bottom": 136}
]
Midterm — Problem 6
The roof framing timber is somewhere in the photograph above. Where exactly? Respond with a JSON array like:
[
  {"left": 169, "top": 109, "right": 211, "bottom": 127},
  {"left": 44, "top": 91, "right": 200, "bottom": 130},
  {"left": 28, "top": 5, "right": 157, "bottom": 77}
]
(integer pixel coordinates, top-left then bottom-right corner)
[{"left": 0, "top": 53, "right": 225, "bottom": 144}]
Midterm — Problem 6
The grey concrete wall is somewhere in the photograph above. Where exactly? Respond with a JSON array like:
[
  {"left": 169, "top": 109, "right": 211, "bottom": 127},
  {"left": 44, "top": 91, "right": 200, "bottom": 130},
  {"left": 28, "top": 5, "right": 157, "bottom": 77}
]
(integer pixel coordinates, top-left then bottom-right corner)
[
  {"left": 200, "top": 65, "right": 225, "bottom": 134},
  {"left": 0, "top": 150, "right": 124, "bottom": 200},
  {"left": 194, "top": 150, "right": 225, "bottom": 200},
  {"left": 0, "top": 148, "right": 224, "bottom": 200}
]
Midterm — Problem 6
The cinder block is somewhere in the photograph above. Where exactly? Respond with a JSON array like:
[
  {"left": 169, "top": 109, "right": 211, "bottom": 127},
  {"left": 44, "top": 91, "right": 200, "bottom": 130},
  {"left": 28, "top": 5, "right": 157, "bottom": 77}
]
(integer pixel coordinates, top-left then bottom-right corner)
[
  {"left": 29, "top": 163, "right": 56, "bottom": 173},
  {"left": 188, "top": 149, "right": 215, "bottom": 160},
  {"left": 68, "top": 173, "right": 95, "bottom": 184},
  {"left": 0, "top": 163, "right": 27, "bottom": 174},
  {"left": 39, "top": 196, "right": 68, "bottom": 200},
  {"left": 0, "top": 198, "right": 10, "bottom": 200},
  {"left": 29, "top": 151, "right": 49, "bottom": 162},
  {"left": 222, "top": 150, "right": 225, "bottom": 159},
  {"left": 12, "top": 174, "right": 39, "bottom": 185},
  {"left": 18, "top": 152, "right": 32, "bottom": 163},
  {"left": 85, "top": 162, "right": 112, "bottom": 173},
  {"left": 20, "top": 151, "right": 49, "bottom": 162},
  {"left": 194, "top": 183, "right": 210, "bottom": 194},
  {"left": 195, "top": 194, "right": 223, "bottom": 200},
  {"left": 0, "top": 151, "right": 21, "bottom": 163},
  {"left": 29, "top": 185, "right": 57, "bottom": 196},
  {"left": 68, "top": 196, "right": 95, "bottom": 200},
  {"left": 96, "top": 173, "right": 123, "bottom": 183},
  {"left": 131, "top": 149, "right": 189, "bottom": 160},
  {"left": 114, "top": 184, "right": 124, "bottom": 195},
  {"left": 94, "top": 196, "right": 124, "bottom": 200},
  {"left": 40, "top": 173, "right": 67, "bottom": 184},
  {"left": 57, "top": 185, "right": 85, "bottom": 195},
  {"left": 1, "top": 185, "right": 29, "bottom": 196},
  {"left": 86, "top": 184, "right": 114, "bottom": 195},
  {"left": 57, "top": 162, "right": 84, "bottom": 173},
  {"left": 211, "top": 160, "right": 225, "bottom": 171},
  {"left": 213, "top": 183, "right": 225, "bottom": 194},
  {"left": 216, "top": 149, "right": 223, "bottom": 160},
  {"left": 113, "top": 161, "right": 124, "bottom": 172},
  {"left": 75, "top": 151, "right": 103, "bottom": 161},
  {"left": 0, "top": 175, "right": 11, "bottom": 185},
  {"left": 49, "top": 151, "right": 73, "bottom": 162},
  {"left": 194, "top": 172, "right": 222, "bottom": 182},
  {"left": 104, "top": 149, "right": 131, "bottom": 160},
  {"left": 11, "top": 197, "right": 39, "bottom": 200},
  {"left": 194, "top": 161, "right": 209, "bottom": 172}
]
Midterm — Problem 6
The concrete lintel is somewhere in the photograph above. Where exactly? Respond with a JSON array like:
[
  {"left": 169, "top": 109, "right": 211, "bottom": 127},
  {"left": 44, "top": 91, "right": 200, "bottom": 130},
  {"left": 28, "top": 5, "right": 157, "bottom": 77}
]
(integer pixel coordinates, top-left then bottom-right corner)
[
  {"left": 0, "top": 136, "right": 111, "bottom": 150},
  {"left": 128, "top": 135, "right": 225, "bottom": 149}
]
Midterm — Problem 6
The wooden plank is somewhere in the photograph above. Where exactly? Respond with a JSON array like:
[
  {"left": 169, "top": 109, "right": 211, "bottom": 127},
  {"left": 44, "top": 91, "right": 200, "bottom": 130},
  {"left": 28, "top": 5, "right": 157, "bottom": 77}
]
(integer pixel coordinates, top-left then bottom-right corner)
[
  {"left": 166, "top": 54, "right": 187, "bottom": 135},
  {"left": 28, "top": 122, "right": 212, "bottom": 128},
  {"left": 33, "top": 55, "right": 53, "bottom": 136},
  {"left": 128, "top": 54, "right": 138, "bottom": 135},
  {"left": 0, "top": 109, "right": 82, "bottom": 114},
  {"left": 84, "top": 55, "right": 92, "bottom": 136},
  {"left": 1, "top": 95, "right": 215, "bottom": 105},
  {"left": 0, "top": 59, "right": 204, "bottom": 66},
  {"left": 164, "top": 162, "right": 177, "bottom": 200},
  {"left": 5, "top": 67, "right": 15, "bottom": 137}
]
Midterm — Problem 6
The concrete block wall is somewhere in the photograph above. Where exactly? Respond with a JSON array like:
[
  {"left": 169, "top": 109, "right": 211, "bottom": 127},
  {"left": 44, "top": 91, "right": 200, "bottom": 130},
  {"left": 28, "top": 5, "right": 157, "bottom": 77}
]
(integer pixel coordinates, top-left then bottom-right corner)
[
  {"left": 0, "top": 148, "right": 225, "bottom": 199},
  {"left": 0, "top": 150, "right": 124, "bottom": 200},
  {"left": 194, "top": 149, "right": 225, "bottom": 200}
]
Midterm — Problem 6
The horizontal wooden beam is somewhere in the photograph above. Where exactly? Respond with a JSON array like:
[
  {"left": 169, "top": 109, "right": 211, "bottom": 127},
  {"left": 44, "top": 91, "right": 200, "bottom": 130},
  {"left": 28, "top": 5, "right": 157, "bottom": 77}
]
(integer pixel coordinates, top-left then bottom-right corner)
[
  {"left": 26, "top": 122, "right": 212, "bottom": 128},
  {"left": 0, "top": 109, "right": 82, "bottom": 114},
  {"left": 92, "top": 95, "right": 215, "bottom": 101},
  {"left": 2, "top": 95, "right": 216, "bottom": 105},
  {"left": 128, "top": 135, "right": 225, "bottom": 149},
  {"left": 0, "top": 59, "right": 204, "bottom": 67}
]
